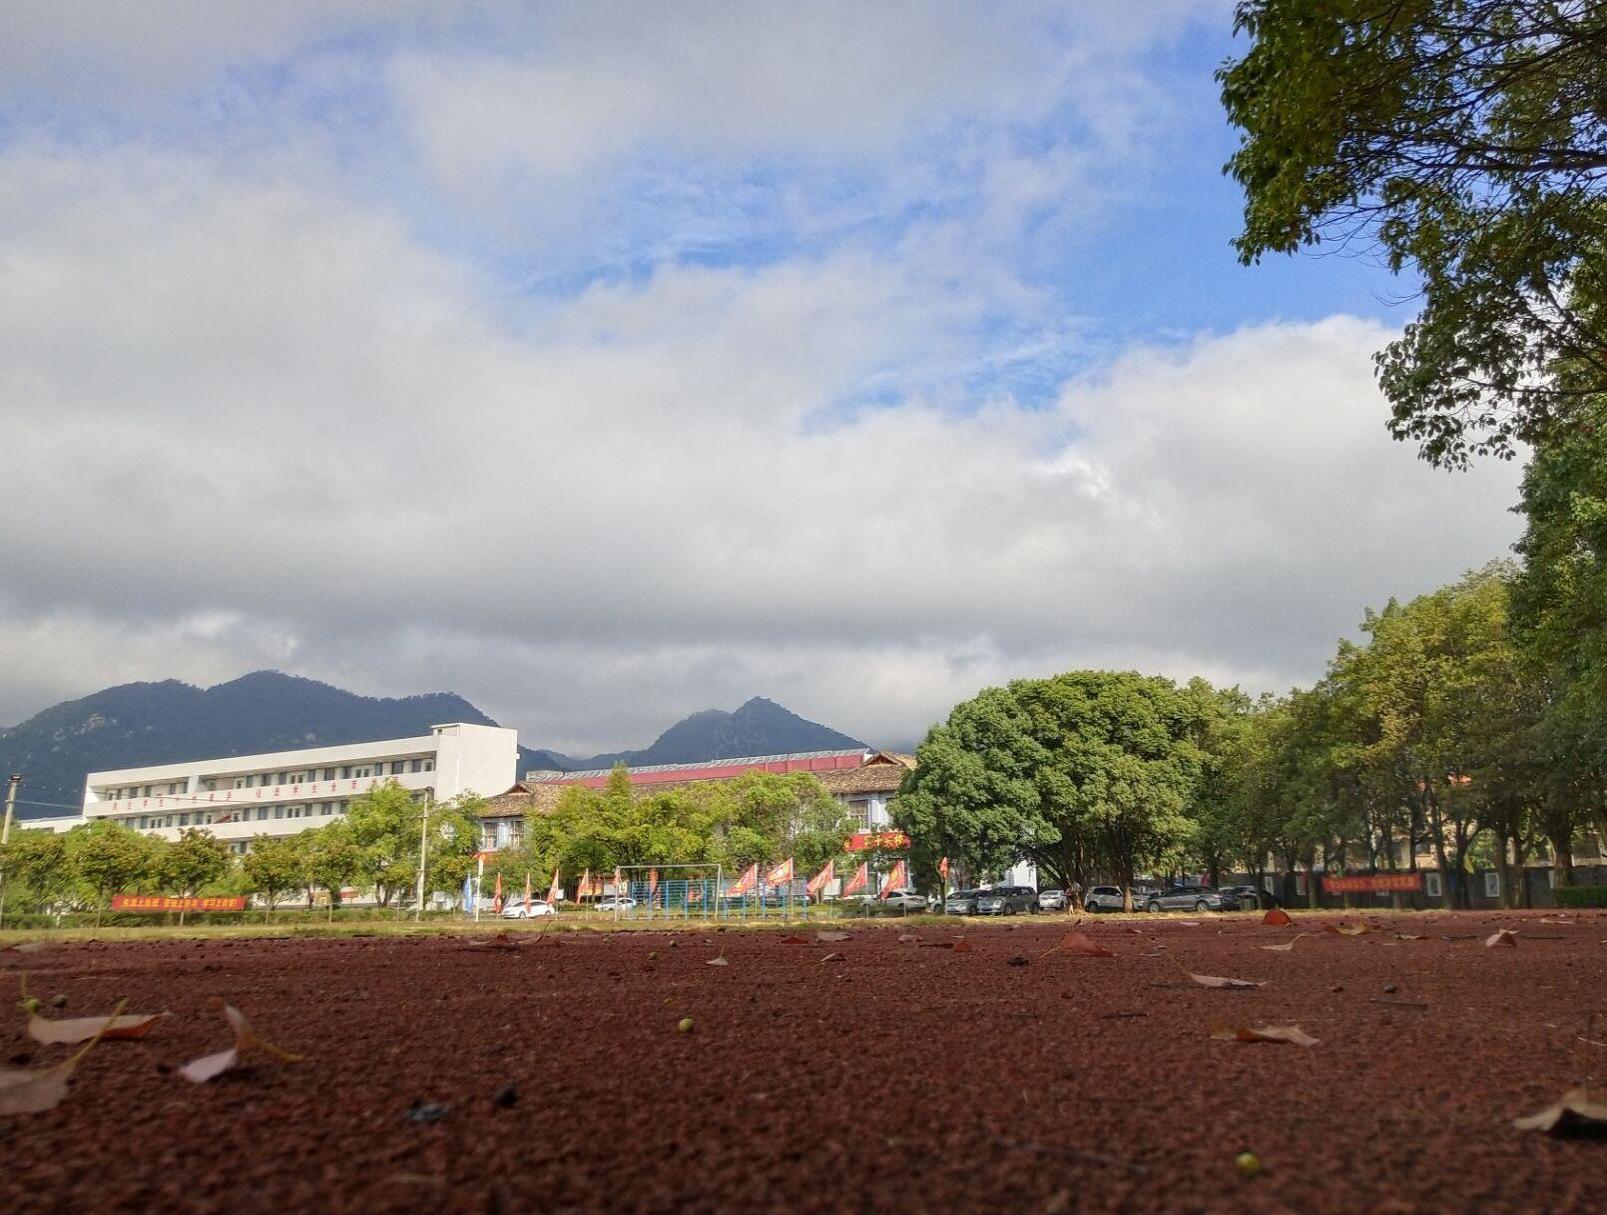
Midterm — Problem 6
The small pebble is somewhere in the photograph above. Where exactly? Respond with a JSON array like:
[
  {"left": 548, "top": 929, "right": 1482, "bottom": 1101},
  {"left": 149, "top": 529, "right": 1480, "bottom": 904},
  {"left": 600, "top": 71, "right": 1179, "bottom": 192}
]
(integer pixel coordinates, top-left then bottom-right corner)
[
  {"left": 492, "top": 1085, "right": 518, "bottom": 1109},
  {"left": 1330, "top": 984, "right": 1343, "bottom": 993},
  {"left": 1383, "top": 983, "right": 1398, "bottom": 994},
  {"left": 1007, "top": 955, "right": 1029, "bottom": 967},
  {"left": 50, "top": 994, "right": 68, "bottom": 1009},
  {"left": 405, "top": 1102, "right": 448, "bottom": 1124}
]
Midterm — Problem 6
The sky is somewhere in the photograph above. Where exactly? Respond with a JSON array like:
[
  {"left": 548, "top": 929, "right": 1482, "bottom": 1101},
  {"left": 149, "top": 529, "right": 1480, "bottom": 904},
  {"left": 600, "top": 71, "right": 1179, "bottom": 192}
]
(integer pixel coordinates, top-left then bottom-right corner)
[{"left": 0, "top": 1, "right": 1524, "bottom": 754}]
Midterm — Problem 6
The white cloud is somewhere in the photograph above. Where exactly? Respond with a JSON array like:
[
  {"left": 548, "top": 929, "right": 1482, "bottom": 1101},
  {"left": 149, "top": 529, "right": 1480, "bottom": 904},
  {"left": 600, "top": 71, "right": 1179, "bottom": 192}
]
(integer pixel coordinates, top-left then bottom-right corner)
[{"left": 0, "top": 143, "right": 1521, "bottom": 749}]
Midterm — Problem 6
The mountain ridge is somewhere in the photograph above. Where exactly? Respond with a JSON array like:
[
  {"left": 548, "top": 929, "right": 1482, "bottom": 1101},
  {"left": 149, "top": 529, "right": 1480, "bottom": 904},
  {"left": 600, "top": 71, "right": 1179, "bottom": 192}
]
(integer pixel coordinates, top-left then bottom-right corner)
[{"left": 1, "top": 674, "right": 868, "bottom": 818}]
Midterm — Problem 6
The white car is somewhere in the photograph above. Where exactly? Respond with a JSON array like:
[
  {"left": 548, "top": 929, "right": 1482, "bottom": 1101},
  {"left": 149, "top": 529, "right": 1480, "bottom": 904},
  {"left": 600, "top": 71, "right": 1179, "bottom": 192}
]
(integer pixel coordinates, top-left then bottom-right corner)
[
  {"left": 501, "top": 899, "right": 555, "bottom": 919},
  {"left": 596, "top": 896, "right": 637, "bottom": 912},
  {"left": 873, "top": 889, "right": 928, "bottom": 912}
]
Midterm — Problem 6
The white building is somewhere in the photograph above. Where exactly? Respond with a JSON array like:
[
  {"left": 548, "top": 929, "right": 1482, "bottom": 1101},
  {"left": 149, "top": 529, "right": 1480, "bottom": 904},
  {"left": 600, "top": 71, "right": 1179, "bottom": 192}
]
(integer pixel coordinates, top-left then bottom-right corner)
[{"left": 78, "top": 723, "right": 517, "bottom": 852}]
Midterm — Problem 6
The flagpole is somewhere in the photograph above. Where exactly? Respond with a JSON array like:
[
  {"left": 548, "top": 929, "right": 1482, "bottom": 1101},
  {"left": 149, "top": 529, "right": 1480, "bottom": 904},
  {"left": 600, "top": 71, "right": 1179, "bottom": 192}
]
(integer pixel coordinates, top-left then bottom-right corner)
[{"left": 474, "top": 854, "right": 484, "bottom": 923}]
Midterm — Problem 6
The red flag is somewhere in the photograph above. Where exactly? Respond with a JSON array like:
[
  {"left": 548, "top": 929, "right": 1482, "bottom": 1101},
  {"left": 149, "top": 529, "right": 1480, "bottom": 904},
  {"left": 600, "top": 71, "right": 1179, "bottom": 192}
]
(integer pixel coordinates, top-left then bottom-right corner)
[
  {"left": 806, "top": 859, "right": 835, "bottom": 898},
  {"left": 613, "top": 866, "right": 622, "bottom": 897},
  {"left": 766, "top": 857, "right": 794, "bottom": 886},
  {"left": 648, "top": 867, "right": 660, "bottom": 900},
  {"left": 547, "top": 866, "right": 561, "bottom": 907},
  {"left": 728, "top": 862, "right": 760, "bottom": 897},
  {"left": 842, "top": 861, "right": 869, "bottom": 897},
  {"left": 879, "top": 859, "right": 908, "bottom": 898},
  {"left": 579, "top": 868, "right": 592, "bottom": 900},
  {"left": 523, "top": 871, "right": 531, "bottom": 915},
  {"left": 938, "top": 857, "right": 950, "bottom": 880},
  {"left": 493, "top": 871, "right": 504, "bottom": 914}
]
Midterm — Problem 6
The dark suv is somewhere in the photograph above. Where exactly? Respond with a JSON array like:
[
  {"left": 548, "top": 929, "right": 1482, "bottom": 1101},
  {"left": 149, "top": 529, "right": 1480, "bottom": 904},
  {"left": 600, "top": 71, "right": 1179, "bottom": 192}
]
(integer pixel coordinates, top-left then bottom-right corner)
[
  {"left": 1142, "top": 885, "right": 1231, "bottom": 913},
  {"left": 974, "top": 885, "right": 1039, "bottom": 916}
]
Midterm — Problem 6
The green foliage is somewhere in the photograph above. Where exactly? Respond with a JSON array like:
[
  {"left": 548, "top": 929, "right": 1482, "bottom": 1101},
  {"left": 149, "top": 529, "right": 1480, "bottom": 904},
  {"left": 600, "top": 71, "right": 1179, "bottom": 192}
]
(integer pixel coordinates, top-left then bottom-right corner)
[
  {"left": 64, "top": 819, "right": 163, "bottom": 924},
  {"left": 1220, "top": 0, "right": 1607, "bottom": 466},
  {"left": 303, "top": 821, "right": 365, "bottom": 907},
  {"left": 895, "top": 671, "right": 1210, "bottom": 896},
  {"left": 241, "top": 834, "right": 307, "bottom": 911},
  {"left": 1555, "top": 885, "right": 1607, "bottom": 908},
  {"left": 159, "top": 828, "right": 232, "bottom": 897}
]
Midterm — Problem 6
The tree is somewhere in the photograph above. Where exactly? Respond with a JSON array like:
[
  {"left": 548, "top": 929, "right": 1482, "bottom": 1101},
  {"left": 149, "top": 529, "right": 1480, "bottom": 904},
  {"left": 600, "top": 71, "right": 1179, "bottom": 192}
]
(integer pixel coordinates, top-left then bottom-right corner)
[
  {"left": 1220, "top": 0, "right": 1607, "bottom": 466},
  {"left": 896, "top": 671, "right": 1208, "bottom": 910},
  {"left": 66, "top": 820, "right": 160, "bottom": 927},
  {"left": 0, "top": 829, "right": 73, "bottom": 921},
  {"left": 158, "top": 828, "right": 233, "bottom": 924},
  {"left": 242, "top": 834, "right": 306, "bottom": 917},
  {"left": 304, "top": 821, "right": 366, "bottom": 919},
  {"left": 344, "top": 782, "right": 423, "bottom": 906}
]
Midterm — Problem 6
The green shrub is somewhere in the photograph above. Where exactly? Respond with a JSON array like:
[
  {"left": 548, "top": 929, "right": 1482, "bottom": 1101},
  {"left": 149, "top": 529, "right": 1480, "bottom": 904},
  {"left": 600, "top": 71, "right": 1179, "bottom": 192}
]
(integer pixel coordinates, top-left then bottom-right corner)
[{"left": 1555, "top": 885, "right": 1607, "bottom": 908}]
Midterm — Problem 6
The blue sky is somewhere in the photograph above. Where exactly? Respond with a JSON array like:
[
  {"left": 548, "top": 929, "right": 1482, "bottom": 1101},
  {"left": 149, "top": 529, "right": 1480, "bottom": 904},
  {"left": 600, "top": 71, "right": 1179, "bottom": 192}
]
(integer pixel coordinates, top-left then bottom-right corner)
[{"left": 0, "top": 2, "right": 1518, "bottom": 751}]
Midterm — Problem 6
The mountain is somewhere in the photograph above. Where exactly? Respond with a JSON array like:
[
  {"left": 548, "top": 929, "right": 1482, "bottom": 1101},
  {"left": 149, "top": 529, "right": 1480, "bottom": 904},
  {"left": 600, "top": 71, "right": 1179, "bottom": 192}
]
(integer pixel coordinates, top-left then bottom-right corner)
[
  {"left": 1, "top": 675, "right": 869, "bottom": 820},
  {"left": 0, "top": 672, "right": 533, "bottom": 818},
  {"left": 543, "top": 696, "right": 866, "bottom": 773}
]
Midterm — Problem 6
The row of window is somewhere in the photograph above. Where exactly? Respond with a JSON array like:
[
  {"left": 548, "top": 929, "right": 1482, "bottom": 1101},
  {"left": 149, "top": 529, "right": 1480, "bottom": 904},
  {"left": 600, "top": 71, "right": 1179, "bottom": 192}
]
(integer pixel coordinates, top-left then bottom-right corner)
[
  {"left": 102, "top": 758, "right": 434, "bottom": 801},
  {"left": 135, "top": 801, "right": 352, "bottom": 830}
]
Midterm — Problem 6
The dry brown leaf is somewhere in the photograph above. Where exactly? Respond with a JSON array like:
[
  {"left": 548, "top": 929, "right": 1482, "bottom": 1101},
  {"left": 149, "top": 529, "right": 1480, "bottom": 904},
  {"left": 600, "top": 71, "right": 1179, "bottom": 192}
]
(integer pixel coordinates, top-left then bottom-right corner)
[
  {"left": 819, "top": 952, "right": 845, "bottom": 963},
  {"left": 1211, "top": 1023, "right": 1320, "bottom": 1047},
  {"left": 1324, "top": 922, "right": 1370, "bottom": 936},
  {"left": 179, "top": 1003, "right": 303, "bottom": 1084},
  {"left": 815, "top": 931, "right": 851, "bottom": 943},
  {"left": 28, "top": 1011, "right": 169, "bottom": 1045},
  {"left": 1486, "top": 929, "right": 1518, "bottom": 948},
  {"left": 951, "top": 939, "right": 975, "bottom": 953},
  {"left": 1262, "top": 908, "right": 1292, "bottom": 927},
  {"left": 897, "top": 933, "right": 920, "bottom": 944},
  {"left": 1042, "top": 931, "right": 1115, "bottom": 959},
  {"left": 464, "top": 932, "right": 522, "bottom": 951},
  {"left": 0, "top": 998, "right": 125, "bottom": 1114},
  {"left": 705, "top": 956, "right": 729, "bottom": 967},
  {"left": 1396, "top": 933, "right": 1426, "bottom": 941},
  {"left": 1187, "top": 972, "right": 1264, "bottom": 989},
  {"left": 1259, "top": 933, "right": 1309, "bottom": 953},
  {"left": 779, "top": 935, "right": 809, "bottom": 945},
  {"left": 1513, "top": 1088, "right": 1607, "bottom": 1134}
]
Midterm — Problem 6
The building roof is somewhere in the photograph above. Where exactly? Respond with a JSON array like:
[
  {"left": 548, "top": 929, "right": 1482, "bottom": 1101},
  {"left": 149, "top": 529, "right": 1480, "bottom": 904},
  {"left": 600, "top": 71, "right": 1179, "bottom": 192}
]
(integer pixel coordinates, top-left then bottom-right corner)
[
  {"left": 478, "top": 782, "right": 567, "bottom": 820},
  {"left": 525, "top": 748, "right": 870, "bottom": 788}
]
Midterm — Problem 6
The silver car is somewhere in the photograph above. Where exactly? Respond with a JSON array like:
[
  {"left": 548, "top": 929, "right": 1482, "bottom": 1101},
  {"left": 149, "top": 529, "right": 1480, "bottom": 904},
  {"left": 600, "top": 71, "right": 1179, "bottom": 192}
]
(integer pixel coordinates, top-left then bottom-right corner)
[
  {"left": 1084, "top": 885, "right": 1125, "bottom": 912},
  {"left": 1038, "top": 889, "right": 1069, "bottom": 912},
  {"left": 1142, "top": 885, "right": 1230, "bottom": 913}
]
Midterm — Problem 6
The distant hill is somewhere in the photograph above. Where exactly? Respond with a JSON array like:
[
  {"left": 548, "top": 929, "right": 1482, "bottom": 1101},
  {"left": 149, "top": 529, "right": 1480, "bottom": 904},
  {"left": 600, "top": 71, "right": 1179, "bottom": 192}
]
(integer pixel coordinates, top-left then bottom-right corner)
[
  {"left": 1, "top": 676, "right": 869, "bottom": 819},
  {"left": 0, "top": 672, "right": 537, "bottom": 817},
  {"left": 540, "top": 697, "right": 866, "bottom": 773}
]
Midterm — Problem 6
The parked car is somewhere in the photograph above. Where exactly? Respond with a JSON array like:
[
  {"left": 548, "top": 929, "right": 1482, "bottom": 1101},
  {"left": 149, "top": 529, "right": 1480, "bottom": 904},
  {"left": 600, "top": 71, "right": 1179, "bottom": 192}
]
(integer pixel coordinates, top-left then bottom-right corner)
[
  {"left": 1142, "top": 885, "right": 1231, "bottom": 913},
  {"left": 877, "top": 889, "right": 929, "bottom": 912},
  {"left": 944, "top": 888, "right": 982, "bottom": 915},
  {"left": 975, "top": 885, "right": 1039, "bottom": 916},
  {"left": 1083, "top": 885, "right": 1126, "bottom": 912},
  {"left": 595, "top": 896, "right": 636, "bottom": 912},
  {"left": 1038, "top": 889, "right": 1069, "bottom": 912},
  {"left": 1218, "top": 885, "right": 1278, "bottom": 911},
  {"left": 501, "top": 898, "right": 555, "bottom": 919}
]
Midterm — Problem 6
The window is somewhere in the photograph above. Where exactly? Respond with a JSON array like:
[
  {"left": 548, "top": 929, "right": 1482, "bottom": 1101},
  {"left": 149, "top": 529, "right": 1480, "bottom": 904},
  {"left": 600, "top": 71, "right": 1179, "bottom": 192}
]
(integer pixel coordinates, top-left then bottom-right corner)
[
  {"left": 260, "top": 774, "right": 274, "bottom": 787},
  {"left": 168, "top": 782, "right": 181, "bottom": 794},
  {"left": 354, "top": 765, "right": 373, "bottom": 779},
  {"left": 320, "top": 803, "right": 333, "bottom": 816},
  {"left": 324, "top": 768, "right": 336, "bottom": 781},
  {"left": 849, "top": 800, "right": 871, "bottom": 830},
  {"left": 392, "top": 761, "right": 405, "bottom": 775},
  {"left": 410, "top": 759, "right": 423, "bottom": 773},
  {"left": 289, "top": 772, "right": 304, "bottom": 785},
  {"left": 179, "top": 813, "right": 190, "bottom": 826},
  {"left": 138, "top": 816, "right": 148, "bottom": 829},
  {"left": 274, "top": 806, "right": 285, "bottom": 819},
  {"left": 202, "top": 780, "right": 215, "bottom": 792},
  {"left": 255, "top": 808, "right": 267, "bottom": 821},
  {"left": 423, "top": 759, "right": 433, "bottom": 772}
]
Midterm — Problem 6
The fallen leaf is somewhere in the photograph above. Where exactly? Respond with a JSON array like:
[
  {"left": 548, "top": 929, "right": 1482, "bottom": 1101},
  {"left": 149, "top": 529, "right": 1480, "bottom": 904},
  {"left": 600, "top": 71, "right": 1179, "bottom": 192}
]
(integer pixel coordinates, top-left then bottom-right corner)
[
  {"left": 464, "top": 932, "right": 521, "bottom": 951},
  {"left": 1211, "top": 1023, "right": 1320, "bottom": 1047},
  {"left": 1042, "top": 932, "right": 1115, "bottom": 959},
  {"left": 819, "top": 952, "right": 845, "bottom": 963},
  {"left": 705, "top": 956, "right": 730, "bottom": 967},
  {"left": 3, "top": 941, "right": 47, "bottom": 954},
  {"left": 1262, "top": 908, "right": 1292, "bottom": 927},
  {"left": 1396, "top": 933, "right": 1425, "bottom": 941},
  {"left": 952, "top": 939, "right": 975, "bottom": 953},
  {"left": 0, "top": 998, "right": 125, "bottom": 1114},
  {"left": 1486, "top": 929, "right": 1518, "bottom": 948},
  {"left": 179, "top": 1003, "right": 303, "bottom": 1084},
  {"left": 1513, "top": 1088, "right": 1607, "bottom": 1134},
  {"left": 1185, "top": 971, "right": 1264, "bottom": 989},
  {"left": 1325, "top": 922, "right": 1370, "bottom": 936},
  {"left": 815, "top": 931, "right": 851, "bottom": 943},
  {"left": 28, "top": 1011, "right": 169, "bottom": 1045},
  {"left": 779, "top": 935, "right": 809, "bottom": 945},
  {"left": 1259, "top": 933, "right": 1309, "bottom": 953},
  {"left": 897, "top": 934, "right": 920, "bottom": 944}
]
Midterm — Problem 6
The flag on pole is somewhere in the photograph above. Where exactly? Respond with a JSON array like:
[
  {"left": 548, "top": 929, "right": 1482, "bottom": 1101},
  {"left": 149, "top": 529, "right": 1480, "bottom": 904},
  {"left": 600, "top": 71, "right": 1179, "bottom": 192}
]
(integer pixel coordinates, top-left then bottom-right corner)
[
  {"left": 523, "top": 871, "right": 532, "bottom": 915},
  {"left": 547, "top": 866, "right": 561, "bottom": 906},
  {"left": 648, "top": 867, "right": 660, "bottom": 901},
  {"left": 727, "top": 862, "right": 760, "bottom": 897},
  {"left": 493, "top": 871, "right": 504, "bottom": 915},
  {"left": 806, "top": 859, "right": 835, "bottom": 898},
  {"left": 579, "top": 868, "right": 593, "bottom": 900},
  {"left": 842, "top": 861, "right": 869, "bottom": 897},
  {"left": 938, "top": 857, "right": 950, "bottom": 880},
  {"left": 462, "top": 872, "right": 474, "bottom": 913},
  {"left": 766, "top": 857, "right": 794, "bottom": 886},
  {"left": 613, "top": 866, "right": 623, "bottom": 897},
  {"left": 879, "top": 859, "right": 908, "bottom": 897}
]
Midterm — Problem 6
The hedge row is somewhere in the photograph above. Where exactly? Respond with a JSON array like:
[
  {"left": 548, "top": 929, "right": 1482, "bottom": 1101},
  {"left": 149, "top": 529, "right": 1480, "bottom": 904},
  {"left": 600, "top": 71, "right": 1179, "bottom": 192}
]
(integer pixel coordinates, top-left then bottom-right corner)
[{"left": 1555, "top": 885, "right": 1607, "bottom": 908}]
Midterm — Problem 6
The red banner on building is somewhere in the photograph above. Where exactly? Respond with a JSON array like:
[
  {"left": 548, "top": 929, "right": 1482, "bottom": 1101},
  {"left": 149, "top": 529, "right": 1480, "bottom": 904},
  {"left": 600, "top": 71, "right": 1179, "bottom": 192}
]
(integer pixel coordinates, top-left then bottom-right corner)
[
  {"left": 111, "top": 895, "right": 247, "bottom": 913},
  {"left": 848, "top": 830, "right": 910, "bottom": 852},
  {"left": 1321, "top": 872, "right": 1422, "bottom": 894}
]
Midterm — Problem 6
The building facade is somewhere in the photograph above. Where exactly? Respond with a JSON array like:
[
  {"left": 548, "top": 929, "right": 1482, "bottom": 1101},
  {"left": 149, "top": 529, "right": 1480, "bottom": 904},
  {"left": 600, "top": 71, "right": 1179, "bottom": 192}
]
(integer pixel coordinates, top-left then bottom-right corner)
[{"left": 77, "top": 722, "right": 517, "bottom": 852}]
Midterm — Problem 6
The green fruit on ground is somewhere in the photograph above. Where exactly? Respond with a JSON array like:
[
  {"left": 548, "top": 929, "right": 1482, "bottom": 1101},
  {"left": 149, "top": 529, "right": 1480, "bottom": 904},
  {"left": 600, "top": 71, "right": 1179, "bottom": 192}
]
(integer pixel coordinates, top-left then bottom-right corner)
[
  {"left": 677, "top": 1017, "right": 694, "bottom": 1034},
  {"left": 1236, "top": 1151, "right": 1261, "bottom": 1179}
]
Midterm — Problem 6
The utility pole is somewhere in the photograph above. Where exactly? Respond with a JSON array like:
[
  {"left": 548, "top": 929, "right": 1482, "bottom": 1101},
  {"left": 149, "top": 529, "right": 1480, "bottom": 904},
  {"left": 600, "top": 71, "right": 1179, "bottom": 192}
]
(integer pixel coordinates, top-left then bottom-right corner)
[
  {"left": 0, "top": 774, "right": 21, "bottom": 930},
  {"left": 413, "top": 791, "right": 432, "bottom": 922}
]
